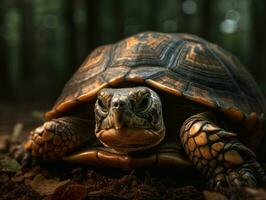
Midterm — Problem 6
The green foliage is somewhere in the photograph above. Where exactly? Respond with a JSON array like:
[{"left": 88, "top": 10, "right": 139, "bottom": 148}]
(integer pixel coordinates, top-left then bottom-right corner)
[{"left": 0, "top": 157, "right": 22, "bottom": 172}]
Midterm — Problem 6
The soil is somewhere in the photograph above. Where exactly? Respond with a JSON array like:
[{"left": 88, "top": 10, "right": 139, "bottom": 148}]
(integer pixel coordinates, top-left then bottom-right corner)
[{"left": 1, "top": 103, "right": 266, "bottom": 200}]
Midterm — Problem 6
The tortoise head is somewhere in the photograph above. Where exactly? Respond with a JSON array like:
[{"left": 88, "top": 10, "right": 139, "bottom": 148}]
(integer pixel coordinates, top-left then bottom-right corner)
[{"left": 95, "top": 87, "right": 165, "bottom": 154}]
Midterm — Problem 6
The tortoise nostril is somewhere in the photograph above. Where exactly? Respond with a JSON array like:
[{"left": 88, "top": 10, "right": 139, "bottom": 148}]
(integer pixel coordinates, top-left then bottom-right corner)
[{"left": 113, "top": 101, "right": 125, "bottom": 108}]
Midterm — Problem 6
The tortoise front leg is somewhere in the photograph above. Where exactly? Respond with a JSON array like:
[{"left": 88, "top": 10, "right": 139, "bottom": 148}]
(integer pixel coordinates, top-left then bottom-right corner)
[
  {"left": 23, "top": 116, "right": 95, "bottom": 160},
  {"left": 180, "top": 112, "right": 265, "bottom": 189}
]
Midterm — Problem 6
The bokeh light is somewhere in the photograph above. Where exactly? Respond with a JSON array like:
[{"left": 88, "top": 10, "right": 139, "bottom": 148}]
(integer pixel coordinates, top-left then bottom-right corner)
[
  {"left": 220, "top": 9, "right": 240, "bottom": 34},
  {"left": 220, "top": 19, "right": 238, "bottom": 34},
  {"left": 182, "top": 0, "right": 197, "bottom": 15},
  {"left": 162, "top": 19, "right": 177, "bottom": 32}
]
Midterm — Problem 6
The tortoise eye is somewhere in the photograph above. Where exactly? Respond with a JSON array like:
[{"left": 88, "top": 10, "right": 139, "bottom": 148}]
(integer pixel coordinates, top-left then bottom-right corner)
[
  {"left": 97, "top": 98, "right": 107, "bottom": 112},
  {"left": 137, "top": 94, "right": 151, "bottom": 112}
]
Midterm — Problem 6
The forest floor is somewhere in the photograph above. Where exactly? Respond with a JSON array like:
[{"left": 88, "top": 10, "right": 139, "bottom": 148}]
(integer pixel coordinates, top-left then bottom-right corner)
[{"left": 1, "top": 103, "right": 266, "bottom": 200}]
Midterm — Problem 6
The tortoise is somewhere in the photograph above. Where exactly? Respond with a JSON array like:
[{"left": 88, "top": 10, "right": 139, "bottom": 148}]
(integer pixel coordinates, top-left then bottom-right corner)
[{"left": 21, "top": 31, "right": 266, "bottom": 189}]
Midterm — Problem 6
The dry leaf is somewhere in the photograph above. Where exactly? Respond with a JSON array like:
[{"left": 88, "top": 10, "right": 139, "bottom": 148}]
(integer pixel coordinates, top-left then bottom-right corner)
[
  {"left": 0, "top": 135, "right": 9, "bottom": 151},
  {"left": 11, "top": 174, "right": 25, "bottom": 182},
  {"left": 23, "top": 171, "right": 36, "bottom": 178},
  {"left": 49, "top": 183, "right": 86, "bottom": 200},
  {"left": 245, "top": 187, "right": 266, "bottom": 200},
  {"left": 30, "top": 174, "right": 70, "bottom": 196},
  {"left": 0, "top": 157, "right": 22, "bottom": 172},
  {"left": 203, "top": 190, "right": 228, "bottom": 200},
  {"left": 12, "top": 123, "right": 24, "bottom": 142},
  {"left": 25, "top": 178, "right": 32, "bottom": 186},
  {"left": 11, "top": 171, "right": 36, "bottom": 182},
  {"left": 0, "top": 173, "right": 10, "bottom": 183}
]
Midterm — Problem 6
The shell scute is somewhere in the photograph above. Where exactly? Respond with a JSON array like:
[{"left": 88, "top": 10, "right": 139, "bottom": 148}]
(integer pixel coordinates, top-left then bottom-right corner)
[{"left": 46, "top": 31, "right": 266, "bottom": 128}]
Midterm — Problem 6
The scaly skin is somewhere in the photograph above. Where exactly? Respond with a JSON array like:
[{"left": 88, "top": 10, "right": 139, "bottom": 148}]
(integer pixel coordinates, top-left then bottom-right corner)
[
  {"left": 15, "top": 87, "right": 265, "bottom": 191},
  {"left": 24, "top": 116, "right": 94, "bottom": 160},
  {"left": 180, "top": 112, "right": 266, "bottom": 189}
]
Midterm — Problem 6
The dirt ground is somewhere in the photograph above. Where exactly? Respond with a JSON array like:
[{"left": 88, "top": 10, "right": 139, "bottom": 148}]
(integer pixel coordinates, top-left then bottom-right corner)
[{"left": 1, "top": 103, "right": 266, "bottom": 200}]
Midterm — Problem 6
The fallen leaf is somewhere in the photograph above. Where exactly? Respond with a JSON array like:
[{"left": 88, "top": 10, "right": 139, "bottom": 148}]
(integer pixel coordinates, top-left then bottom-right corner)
[
  {"left": 0, "top": 135, "right": 9, "bottom": 151},
  {"left": 30, "top": 174, "right": 70, "bottom": 196},
  {"left": 23, "top": 171, "right": 36, "bottom": 178},
  {"left": 245, "top": 187, "right": 266, "bottom": 200},
  {"left": 49, "top": 183, "right": 86, "bottom": 200},
  {"left": 0, "top": 157, "right": 22, "bottom": 172},
  {"left": 25, "top": 178, "right": 32, "bottom": 186},
  {"left": 0, "top": 173, "right": 10, "bottom": 183},
  {"left": 203, "top": 190, "right": 228, "bottom": 200},
  {"left": 11, "top": 171, "right": 36, "bottom": 182},
  {"left": 11, "top": 123, "right": 24, "bottom": 142},
  {"left": 11, "top": 174, "right": 25, "bottom": 182}
]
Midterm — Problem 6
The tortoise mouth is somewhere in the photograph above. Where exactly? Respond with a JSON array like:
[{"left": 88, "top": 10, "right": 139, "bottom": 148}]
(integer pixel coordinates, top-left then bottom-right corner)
[
  {"left": 95, "top": 127, "right": 165, "bottom": 154},
  {"left": 63, "top": 146, "right": 192, "bottom": 170}
]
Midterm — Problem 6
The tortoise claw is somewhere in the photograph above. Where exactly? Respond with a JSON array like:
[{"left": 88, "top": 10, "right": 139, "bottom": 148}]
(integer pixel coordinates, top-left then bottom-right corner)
[
  {"left": 209, "top": 162, "right": 262, "bottom": 190},
  {"left": 209, "top": 173, "right": 227, "bottom": 189},
  {"left": 26, "top": 117, "right": 92, "bottom": 160},
  {"left": 29, "top": 120, "right": 67, "bottom": 159},
  {"left": 10, "top": 144, "right": 32, "bottom": 167}
]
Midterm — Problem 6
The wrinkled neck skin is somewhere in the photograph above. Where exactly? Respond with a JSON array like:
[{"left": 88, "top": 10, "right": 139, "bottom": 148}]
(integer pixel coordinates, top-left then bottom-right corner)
[{"left": 94, "top": 87, "right": 165, "bottom": 154}]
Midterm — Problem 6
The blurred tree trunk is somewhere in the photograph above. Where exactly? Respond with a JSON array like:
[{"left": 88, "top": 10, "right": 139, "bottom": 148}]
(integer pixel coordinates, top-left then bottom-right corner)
[
  {"left": 19, "top": 0, "right": 35, "bottom": 83},
  {"left": 110, "top": 0, "right": 124, "bottom": 40},
  {"left": 251, "top": 1, "right": 266, "bottom": 159},
  {"left": 86, "top": 0, "right": 100, "bottom": 51},
  {"left": 148, "top": 0, "right": 158, "bottom": 31},
  {"left": 179, "top": 0, "right": 192, "bottom": 33},
  {"left": 64, "top": 0, "right": 77, "bottom": 75},
  {"left": 251, "top": 0, "right": 266, "bottom": 80},
  {"left": 0, "top": 2, "right": 11, "bottom": 99},
  {"left": 199, "top": 0, "right": 212, "bottom": 39}
]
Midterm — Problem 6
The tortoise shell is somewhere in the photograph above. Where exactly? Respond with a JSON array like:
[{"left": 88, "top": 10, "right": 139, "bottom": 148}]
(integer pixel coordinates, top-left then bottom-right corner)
[{"left": 46, "top": 32, "right": 266, "bottom": 129}]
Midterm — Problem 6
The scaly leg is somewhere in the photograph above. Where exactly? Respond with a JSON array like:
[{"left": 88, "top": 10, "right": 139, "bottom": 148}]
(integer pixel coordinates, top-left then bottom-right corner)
[
  {"left": 23, "top": 116, "right": 95, "bottom": 160},
  {"left": 180, "top": 112, "right": 265, "bottom": 189}
]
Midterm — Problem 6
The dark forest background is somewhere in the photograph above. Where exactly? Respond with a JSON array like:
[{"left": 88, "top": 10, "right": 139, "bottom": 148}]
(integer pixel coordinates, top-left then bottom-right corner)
[{"left": 0, "top": 0, "right": 266, "bottom": 103}]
